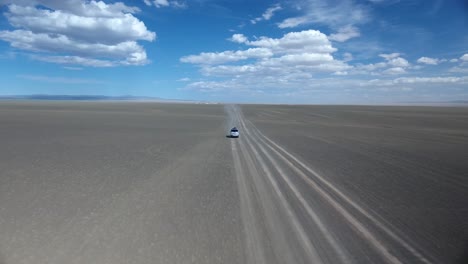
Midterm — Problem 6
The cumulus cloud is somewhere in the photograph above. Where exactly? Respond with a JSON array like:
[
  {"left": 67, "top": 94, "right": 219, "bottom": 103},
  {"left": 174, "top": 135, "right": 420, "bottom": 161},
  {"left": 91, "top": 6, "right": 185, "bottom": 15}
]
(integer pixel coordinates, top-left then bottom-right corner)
[
  {"left": 181, "top": 27, "right": 465, "bottom": 100},
  {"left": 189, "top": 30, "right": 338, "bottom": 66},
  {"left": 181, "top": 29, "right": 353, "bottom": 91},
  {"left": 1, "top": 0, "right": 141, "bottom": 16},
  {"left": 417, "top": 57, "right": 439, "bottom": 65},
  {"left": 388, "top": 57, "right": 409, "bottom": 67},
  {"left": 251, "top": 4, "right": 282, "bottom": 24},
  {"left": 379, "top": 53, "right": 409, "bottom": 68},
  {"left": 243, "top": 30, "right": 337, "bottom": 54},
  {"left": 183, "top": 30, "right": 338, "bottom": 64},
  {"left": 461, "top": 54, "right": 468, "bottom": 61},
  {"left": 229, "top": 34, "right": 248, "bottom": 44},
  {"left": 180, "top": 48, "right": 273, "bottom": 64},
  {"left": 0, "top": 0, "right": 155, "bottom": 67},
  {"left": 329, "top": 25, "right": 360, "bottom": 42},
  {"left": 352, "top": 52, "right": 411, "bottom": 76}
]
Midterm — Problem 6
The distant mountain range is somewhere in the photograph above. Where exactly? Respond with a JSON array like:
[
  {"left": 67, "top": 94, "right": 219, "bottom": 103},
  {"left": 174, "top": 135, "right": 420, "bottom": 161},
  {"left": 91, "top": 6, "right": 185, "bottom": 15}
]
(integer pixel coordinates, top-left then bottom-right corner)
[{"left": 0, "top": 94, "right": 189, "bottom": 102}]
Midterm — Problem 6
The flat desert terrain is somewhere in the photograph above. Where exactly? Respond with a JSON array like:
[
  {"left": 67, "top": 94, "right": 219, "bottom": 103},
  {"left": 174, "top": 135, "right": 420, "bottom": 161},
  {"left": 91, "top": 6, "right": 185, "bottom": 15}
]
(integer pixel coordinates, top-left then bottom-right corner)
[{"left": 0, "top": 101, "right": 467, "bottom": 264}]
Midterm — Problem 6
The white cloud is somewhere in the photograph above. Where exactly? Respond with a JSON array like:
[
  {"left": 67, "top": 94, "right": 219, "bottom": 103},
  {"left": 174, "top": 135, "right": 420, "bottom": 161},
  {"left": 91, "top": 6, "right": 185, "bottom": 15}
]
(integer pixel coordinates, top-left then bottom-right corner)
[
  {"left": 0, "top": 30, "right": 149, "bottom": 66},
  {"left": 4, "top": 4, "right": 154, "bottom": 43},
  {"left": 353, "top": 53, "right": 410, "bottom": 75},
  {"left": 417, "top": 57, "right": 439, "bottom": 65},
  {"left": 171, "top": 1, "right": 187, "bottom": 9},
  {"left": 355, "top": 62, "right": 387, "bottom": 71},
  {"left": 0, "top": 1, "right": 155, "bottom": 67},
  {"left": 183, "top": 30, "right": 338, "bottom": 65},
  {"left": 182, "top": 29, "right": 352, "bottom": 91},
  {"left": 144, "top": 0, "right": 186, "bottom": 8},
  {"left": 32, "top": 55, "right": 116, "bottom": 67},
  {"left": 329, "top": 25, "right": 360, "bottom": 42},
  {"left": 388, "top": 57, "right": 409, "bottom": 67},
  {"left": 194, "top": 30, "right": 338, "bottom": 67},
  {"left": 251, "top": 4, "right": 282, "bottom": 24},
  {"left": 244, "top": 30, "right": 337, "bottom": 54},
  {"left": 450, "top": 58, "right": 458, "bottom": 63},
  {"left": 181, "top": 28, "right": 466, "bottom": 101},
  {"left": 261, "top": 4, "right": 282, "bottom": 20},
  {"left": 379, "top": 54, "right": 409, "bottom": 68},
  {"left": 229, "top": 34, "right": 248, "bottom": 44},
  {"left": 382, "top": 67, "right": 406, "bottom": 75},
  {"left": 269, "top": 53, "right": 334, "bottom": 65},
  {"left": 278, "top": 0, "right": 370, "bottom": 28},
  {"left": 392, "top": 76, "right": 467, "bottom": 84},
  {"left": 153, "top": 0, "right": 169, "bottom": 7},
  {"left": 461, "top": 54, "right": 468, "bottom": 61},
  {"left": 379, "top": 53, "right": 401, "bottom": 60},
  {"left": 334, "top": 71, "right": 348, "bottom": 75},
  {"left": 365, "top": 76, "right": 468, "bottom": 86},
  {"left": 449, "top": 67, "right": 468, "bottom": 74},
  {"left": 278, "top": 16, "right": 310, "bottom": 29},
  {"left": 180, "top": 48, "right": 273, "bottom": 64},
  {"left": 1, "top": 0, "right": 141, "bottom": 16},
  {"left": 183, "top": 75, "right": 468, "bottom": 101}
]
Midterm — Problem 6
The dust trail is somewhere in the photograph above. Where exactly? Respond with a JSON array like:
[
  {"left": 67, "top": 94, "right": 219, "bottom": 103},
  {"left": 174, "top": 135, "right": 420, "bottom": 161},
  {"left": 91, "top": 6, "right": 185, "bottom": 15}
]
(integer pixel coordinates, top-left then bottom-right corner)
[{"left": 224, "top": 104, "right": 238, "bottom": 134}]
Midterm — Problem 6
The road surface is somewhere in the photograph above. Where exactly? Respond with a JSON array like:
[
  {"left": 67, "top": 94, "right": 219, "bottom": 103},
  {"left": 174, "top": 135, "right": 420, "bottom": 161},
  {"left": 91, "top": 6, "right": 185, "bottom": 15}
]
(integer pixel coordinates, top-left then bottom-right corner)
[{"left": 0, "top": 101, "right": 466, "bottom": 263}]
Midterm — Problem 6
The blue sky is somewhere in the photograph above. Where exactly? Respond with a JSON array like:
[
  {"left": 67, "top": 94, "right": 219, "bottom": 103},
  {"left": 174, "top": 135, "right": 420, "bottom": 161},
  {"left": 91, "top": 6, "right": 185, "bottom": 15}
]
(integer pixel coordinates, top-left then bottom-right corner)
[{"left": 0, "top": 0, "right": 467, "bottom": 103}]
